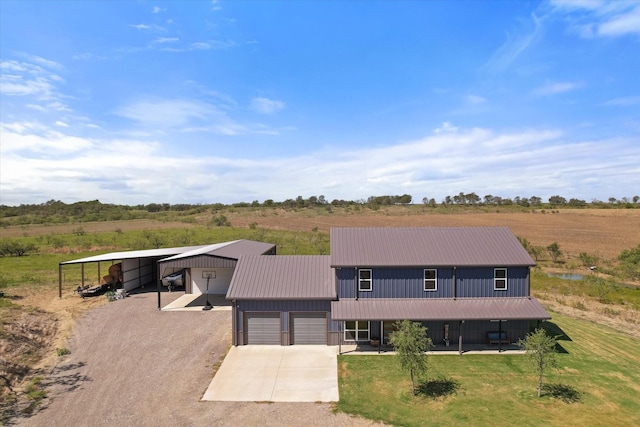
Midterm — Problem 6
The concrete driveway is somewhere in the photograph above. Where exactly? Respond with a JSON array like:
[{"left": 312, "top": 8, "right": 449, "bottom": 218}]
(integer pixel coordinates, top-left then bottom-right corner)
[{"left": 202, "top": 346, "right": 339, "bottom": 402}]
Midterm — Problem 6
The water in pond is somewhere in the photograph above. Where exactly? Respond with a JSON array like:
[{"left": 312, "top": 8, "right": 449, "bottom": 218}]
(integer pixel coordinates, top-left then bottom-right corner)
[{"left": 547, "top": 273, "right": 584, "bottom": 281}]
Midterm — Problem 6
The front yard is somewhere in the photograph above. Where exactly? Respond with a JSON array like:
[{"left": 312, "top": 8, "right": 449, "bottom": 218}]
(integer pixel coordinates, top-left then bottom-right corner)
[{"left": 336, "top": 311, "right": 640, "bottom": 426}]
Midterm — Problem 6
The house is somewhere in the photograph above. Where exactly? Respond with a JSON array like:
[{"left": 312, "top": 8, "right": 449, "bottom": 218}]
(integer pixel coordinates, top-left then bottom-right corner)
[{"left": 227, "top": 227, "right": 551, "bottom": 349}]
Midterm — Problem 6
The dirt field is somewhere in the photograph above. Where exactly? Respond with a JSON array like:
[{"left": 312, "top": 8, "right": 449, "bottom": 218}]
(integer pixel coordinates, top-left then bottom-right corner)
[
  {"left": 10, "top": 291, "right": 380, "bottom": 427},
  {"left": 228, "top": 208, "right": 640, "bottom": 260}
]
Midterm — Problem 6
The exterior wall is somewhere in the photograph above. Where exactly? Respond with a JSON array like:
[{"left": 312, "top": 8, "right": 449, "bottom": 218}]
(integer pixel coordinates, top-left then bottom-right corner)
[
  {"left": 122, "top": 258, "right": 154, "bottom": 291},
  {"left": 456, "top": 267, "right": 529, "bottom": 298},
  {"left": 337, "top": 266, "right": 529, "bottom": 299},
  {"left": 334, "top": 319, "right": 532, "bottom": 346},
  {"left": 234, "top": 299, "right": 337, "bottom": 345},
  {"left": 190, "top": 267, "right": 235, "bottom": 295}
]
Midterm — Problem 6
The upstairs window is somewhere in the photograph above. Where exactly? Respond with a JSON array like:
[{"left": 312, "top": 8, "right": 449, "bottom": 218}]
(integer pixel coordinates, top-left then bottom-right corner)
[
  {"left": 494, "top": 268, "right": 507, "bottom": 290},
  {"left": 424, "top": 269, "right": 437, "bottom": 291},
  {"left": 359, "top": 269, "right": 372, "bottom": 291}
]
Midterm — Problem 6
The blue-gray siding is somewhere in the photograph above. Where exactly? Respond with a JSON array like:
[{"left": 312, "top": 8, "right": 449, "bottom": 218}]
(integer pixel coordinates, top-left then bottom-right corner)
[{"left": 337, "top": 266, "right": 529, "bottom": 299}]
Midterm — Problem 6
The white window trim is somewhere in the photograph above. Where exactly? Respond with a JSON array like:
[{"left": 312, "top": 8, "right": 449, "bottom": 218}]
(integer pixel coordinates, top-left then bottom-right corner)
[
  {"left": 494, "top": 268, "right": 507, "bottom": 291},
  {"left": 359, "top": 268, "right": 372, "bottom": 292},
  {"left": 424, "top": 268, "right": 437, "bottom": 291},
  {"left": 344, "top": 321, "right": 370, "bottom": 342}
]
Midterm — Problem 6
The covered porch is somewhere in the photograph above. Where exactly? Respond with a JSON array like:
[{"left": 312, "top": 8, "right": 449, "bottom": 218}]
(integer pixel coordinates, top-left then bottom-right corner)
[{"left": 330, "top": 297, "right": 551, "bottom": 354}]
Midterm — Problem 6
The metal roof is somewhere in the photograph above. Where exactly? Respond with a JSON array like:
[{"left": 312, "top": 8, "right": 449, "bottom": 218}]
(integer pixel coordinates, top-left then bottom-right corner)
[
  {"left": 159, "top": 240, "right": 275, "bottom": 262},
  {"left": 60, "top": 245, "right": 209, "bottom": 265},
  {"left": 330, "top": 297, "right": 550, "bottom": 321},
  {"left": 227, "top": 255, "right": 336, "bottom": 300},
  {"left": 330, "top": 227, "right": 535, "bottom": 267}
]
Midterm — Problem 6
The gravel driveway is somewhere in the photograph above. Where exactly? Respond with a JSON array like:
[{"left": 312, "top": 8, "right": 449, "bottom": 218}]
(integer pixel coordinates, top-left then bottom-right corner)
[{"left": 12, "top": 291, "right": 380, "bottom": 427}]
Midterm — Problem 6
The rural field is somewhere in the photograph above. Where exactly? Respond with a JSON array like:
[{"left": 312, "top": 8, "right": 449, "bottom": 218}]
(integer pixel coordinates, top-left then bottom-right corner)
[{"left": 1, "top": 206, "right": 639, "bottom": 425}]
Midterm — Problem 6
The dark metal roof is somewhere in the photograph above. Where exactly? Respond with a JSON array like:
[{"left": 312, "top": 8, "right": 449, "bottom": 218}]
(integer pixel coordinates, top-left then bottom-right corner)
[
  {"left": 330, "top": 297, "right": 550, "bottom": 321},
  {"left": 330, "top": 227, "right": 535, "bottom": 267},
  {"left": 227, "top": 255, "right": 336, "bottom": 300}
]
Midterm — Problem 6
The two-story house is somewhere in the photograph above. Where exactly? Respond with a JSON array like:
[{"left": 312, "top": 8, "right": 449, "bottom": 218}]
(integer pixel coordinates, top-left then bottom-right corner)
[{"left": 226, "top": 227, "right": 550, "bottom": 350}]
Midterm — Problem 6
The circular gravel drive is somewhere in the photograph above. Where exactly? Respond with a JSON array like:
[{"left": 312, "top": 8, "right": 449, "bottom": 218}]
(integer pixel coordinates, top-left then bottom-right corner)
[{"left": 13, "top": 291, "right": 380, "bottom": 427}]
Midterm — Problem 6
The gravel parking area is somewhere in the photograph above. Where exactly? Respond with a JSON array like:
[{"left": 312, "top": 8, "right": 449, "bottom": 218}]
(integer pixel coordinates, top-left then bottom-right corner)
[{"left": 12, "top": 291, "right": 379, "bottom": 427}]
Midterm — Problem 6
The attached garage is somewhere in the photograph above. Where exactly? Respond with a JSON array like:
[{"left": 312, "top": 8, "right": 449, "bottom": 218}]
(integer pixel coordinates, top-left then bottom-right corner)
[
  {"left": 290, "top": 313, "right": 327, "bottom": 345},
  {"left": 245, "top": 312, "right": 281, "bottom": 345}
]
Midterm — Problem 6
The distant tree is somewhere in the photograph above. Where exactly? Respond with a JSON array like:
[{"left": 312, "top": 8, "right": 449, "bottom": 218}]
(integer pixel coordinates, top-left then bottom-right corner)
[
  {"left": 444, "top": 196, "right": 452, "bottom": 205},
  {"left": 608, "top": 197, "right": 618, "bottom": 204},
  {"left": 518, "top": 328, "right": 558, "bottom": 398},
  {"left": 547, "top": 242, "right": 562, "bottom": 263},
  {"left": 549, "top": 195, "right": 567, "bottom": 206},
  {"left": 633, "top": 195, "right": 639, "bottom": 204},
  {"left": 263, "top": 199, "right": 274, "bottom": 207},
  {"left": 389, "top": 320, "right": 433, "bottom": 395},
  {"left": 0, "top": 240, "right": 38, "bottom": 257},
  {"left": 317, "top": 195, "right": 327, "bottom": 205},
  {"left": 568, "top": 198, "right": 587, "bottom": 207},
  {"left": 397, "top": 194, "right": 412, "bottom": 204},
  {"left": 530, "top": 196, "right": 542, "bottom": 206}
]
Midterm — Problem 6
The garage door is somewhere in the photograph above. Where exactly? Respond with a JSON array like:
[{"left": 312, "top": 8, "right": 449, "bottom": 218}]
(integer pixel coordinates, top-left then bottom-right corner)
[
  {"left": 291, "top": 313, "right": 327, "bottom": 345},
  {"left": 245, "top": 312, "right": 281, "bottom": 345}
]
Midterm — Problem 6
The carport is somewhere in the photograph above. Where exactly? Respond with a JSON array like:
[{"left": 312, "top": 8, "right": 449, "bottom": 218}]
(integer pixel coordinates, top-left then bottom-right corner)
[{"left": 58, "top": 245, "right": 210, "bottom": 298}]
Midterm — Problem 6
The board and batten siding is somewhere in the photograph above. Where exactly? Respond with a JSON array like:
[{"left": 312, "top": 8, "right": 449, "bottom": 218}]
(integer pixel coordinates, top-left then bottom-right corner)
[
  {"left": 337, "top": 266, "right": 529, "bottom": 299},
  {"left": 456, "top": 267, "right": 529, "bottom": 298}
]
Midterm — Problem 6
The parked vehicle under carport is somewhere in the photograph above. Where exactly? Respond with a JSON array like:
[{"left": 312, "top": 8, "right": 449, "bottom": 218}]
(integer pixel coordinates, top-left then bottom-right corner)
[{"left": 162, "top": 271, "right": 184, "bottom": 292}]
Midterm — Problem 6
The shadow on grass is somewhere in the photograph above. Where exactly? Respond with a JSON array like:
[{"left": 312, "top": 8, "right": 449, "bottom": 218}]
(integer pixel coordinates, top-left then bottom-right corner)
[
  {"left": 417, "top": 377, "right": 461, "bottom": 399},
  {"left": 540, "top": 321, "right": 571, "bottom": 354},
  {"left": 542, "top": 383, "right": 582, "bottom": 403}
]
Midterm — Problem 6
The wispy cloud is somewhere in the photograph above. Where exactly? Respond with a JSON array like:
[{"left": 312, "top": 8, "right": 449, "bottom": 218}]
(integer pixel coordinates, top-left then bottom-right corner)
[
  {"left": 484, "top": 13, "right": 545, "bottom": 72},
  {"left": 129, "top": 23, "right": 165, "bottom": 32},
  {"left": 0, "top": 59, "right": 64, "bottom": 101},
  {"left": 153, "top": 37, "right": 179, "bottom": 44},
  {"left": 152, "top": 6, "right": 166, "bottom": 14},
  {"left": 55, "top": 120, "right": 69, "bottom": 128},
  {"left": 603, "top": 96, "right": 640, "bottom": 106},
  {"left": 533, "top": 81, "right": 582, "bottom": 96},
  {"left": 249, "top": 97, "right": 285, "bottom": 114},
  {"left": 550, "top": 0, "right": 640, "bottom": 38}
]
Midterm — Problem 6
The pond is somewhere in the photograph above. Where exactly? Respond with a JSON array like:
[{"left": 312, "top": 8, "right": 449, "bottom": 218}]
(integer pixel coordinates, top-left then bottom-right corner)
[{"left": 547, "top": 273, "right": 585, "bottom": 281}]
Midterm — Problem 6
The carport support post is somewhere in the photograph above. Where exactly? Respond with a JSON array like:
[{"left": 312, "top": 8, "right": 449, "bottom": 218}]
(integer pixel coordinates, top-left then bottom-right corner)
[
  {"left": 157, "top": 273, "right": 161, "bottom": 310},
  {"left": 58, "top": 264, "right": 63, "bottom": 299}
]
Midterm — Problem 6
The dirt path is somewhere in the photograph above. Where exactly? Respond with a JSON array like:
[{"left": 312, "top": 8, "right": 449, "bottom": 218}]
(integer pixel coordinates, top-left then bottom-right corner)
[{"left": 9, "top": 292, "right": 379, "bottom": 427}]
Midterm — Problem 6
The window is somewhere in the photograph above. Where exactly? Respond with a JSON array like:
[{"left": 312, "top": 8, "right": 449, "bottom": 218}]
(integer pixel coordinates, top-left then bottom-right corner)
[
  {"left": 359, "top": 269, "right": 372, "bottom": 291},
  {"left": 424, "top": 269, "right": 437, "bottom": 291},
  {"left": 494, "top": 268, "right": 507, "bottom": 290},
  {"left": 344, "top": 321, "right": 370, "bottom": 341}
]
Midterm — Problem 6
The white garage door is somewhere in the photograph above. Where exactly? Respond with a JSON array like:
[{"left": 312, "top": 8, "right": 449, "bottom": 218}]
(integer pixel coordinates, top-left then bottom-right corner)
[
  {"left": 291, "top": 313, "right": 327, "bottom": 345},
  {"left": 245, "top": 312, "right": 281, "bottom": 345}
]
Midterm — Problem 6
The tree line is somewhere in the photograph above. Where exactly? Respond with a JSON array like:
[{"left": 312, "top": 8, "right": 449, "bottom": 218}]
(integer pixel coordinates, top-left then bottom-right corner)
[{"left": 1, "top": 192, "right": 638, "bottom": 225}]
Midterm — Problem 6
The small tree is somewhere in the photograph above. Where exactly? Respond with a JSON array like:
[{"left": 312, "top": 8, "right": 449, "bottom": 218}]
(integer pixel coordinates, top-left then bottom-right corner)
[
  {"left": 389, "top": 320, "right": 433, "bottom": 395},
  {"left": 546, "top": 242, "right": 562, "bottom": 263},
  {"left": 518, "top": 328, "right": 558, "bottom": 397}
]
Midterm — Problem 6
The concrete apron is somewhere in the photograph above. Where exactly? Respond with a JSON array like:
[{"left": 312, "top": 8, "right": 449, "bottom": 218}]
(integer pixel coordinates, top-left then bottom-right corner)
[{"left": 202, "top": 346, "right": 339, "bottom": 402}]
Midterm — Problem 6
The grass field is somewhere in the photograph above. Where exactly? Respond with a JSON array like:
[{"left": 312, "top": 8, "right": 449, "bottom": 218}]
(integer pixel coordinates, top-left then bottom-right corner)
[
  {"left": 336, "top": 311, "right": 640, "bottom": 427},
  {"left": 1, "top": 207, "right": 638, "bottom": 422}
]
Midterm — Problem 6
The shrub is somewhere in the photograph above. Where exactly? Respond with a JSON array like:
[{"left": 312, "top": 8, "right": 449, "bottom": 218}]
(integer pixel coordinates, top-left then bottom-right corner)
[{"left": 56, "top": 347, "right": 71, "bottom": 357}]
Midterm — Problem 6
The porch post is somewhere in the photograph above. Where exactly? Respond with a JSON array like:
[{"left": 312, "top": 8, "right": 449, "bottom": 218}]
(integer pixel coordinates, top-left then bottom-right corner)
[
  {"left": 498, "top": 320, "right": 503, "bottom": 352},
  {"left": 378, "top": 321, "right": 382, "bottom": 354},
  {"left": 458, "top": 320, "right": 464, "bottom": 355}
]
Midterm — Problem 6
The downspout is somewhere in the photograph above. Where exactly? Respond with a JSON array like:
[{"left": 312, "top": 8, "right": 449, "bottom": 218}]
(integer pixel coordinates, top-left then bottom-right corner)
[
  {"left": 354, "top": 267, "right": 358, "bottom": 300},
  {"left": 232, "top": 300, "right": 237, "bottom": 346},
  {"left": 452, "top": 266, "right": 456, "bottom": 299}
]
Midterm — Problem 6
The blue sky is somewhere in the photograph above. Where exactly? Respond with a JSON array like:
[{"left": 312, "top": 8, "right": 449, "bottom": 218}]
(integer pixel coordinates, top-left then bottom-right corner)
[{"left": 1, "top": 0, "right": 639, "bottom": 206}]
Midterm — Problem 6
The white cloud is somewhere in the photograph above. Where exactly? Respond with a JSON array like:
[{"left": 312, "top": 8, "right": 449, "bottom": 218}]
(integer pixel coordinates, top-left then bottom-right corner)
[
  {"left": 1, "top": 122, "right": 637, "bottom": 205},
  {"left": 152, "top": 6, "right": 166, "bottom": 14},
  {"left": 550, "top": 1, "right": 640, "bottom": 38},
  {"left": 484, "top": 13, "right": 545, "bottom": 72},
  {"left": 466, "top": 95, "right": 486, "bottom": 105},
  {"left": 249, "top": 97, "right": 285, "bottom": 114},
  {"left": 55, "top": 120, "right": 69, "bottom": 127},
  {"left": 434, "top": 122, "right": 458, "bottom": 134},
  {"left": 533, "top": 81, "right": 581, "bottom": 96},
  {"left": 153, "top": 37, "right": 179, "bottom": 44},
  {"left": 130, "top": 23, "right": 151, "bottom": 30}
]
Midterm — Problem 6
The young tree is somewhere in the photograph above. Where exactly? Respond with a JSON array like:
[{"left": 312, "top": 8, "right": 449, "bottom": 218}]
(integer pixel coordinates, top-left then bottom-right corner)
[
  {"left": 547, "top": 242, "right": 562, "bottom": 263},
  {"left": 518, "top": 328, "right": 558, "bottom": 397},
  {"left": 389, "top": 320, "right": 433, "bottom": 395}
]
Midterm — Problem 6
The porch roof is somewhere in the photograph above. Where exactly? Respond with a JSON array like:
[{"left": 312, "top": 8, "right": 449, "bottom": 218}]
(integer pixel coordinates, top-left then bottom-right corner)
[{"left": 330, "top": 297, "right": 551, "bottom": 321}]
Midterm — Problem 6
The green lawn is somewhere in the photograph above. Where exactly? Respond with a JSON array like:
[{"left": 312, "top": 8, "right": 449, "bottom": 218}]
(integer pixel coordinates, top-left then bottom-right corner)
[{"left": 336, "top": 311, "right": 640, "bottom": 427}]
